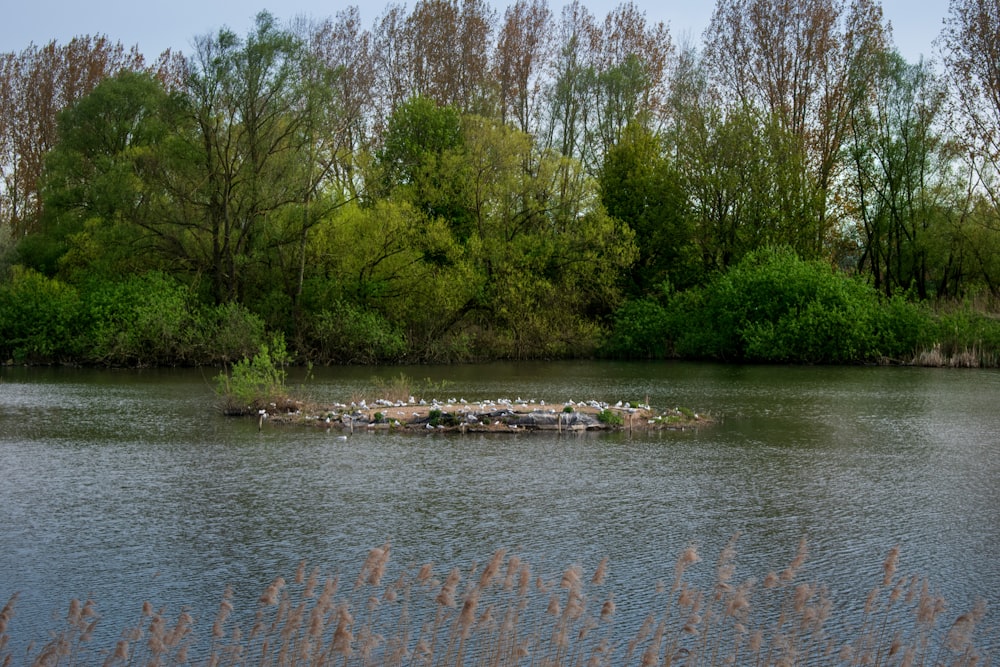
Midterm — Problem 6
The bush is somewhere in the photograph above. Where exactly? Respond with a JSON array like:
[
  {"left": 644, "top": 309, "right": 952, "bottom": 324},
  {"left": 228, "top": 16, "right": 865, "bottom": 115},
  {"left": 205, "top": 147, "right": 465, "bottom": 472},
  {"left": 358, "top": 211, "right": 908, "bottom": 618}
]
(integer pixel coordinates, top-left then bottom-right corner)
[
  {"left": 0, "top": 266, "right": 82, "bottom": 362},
  {"left": 602, "top": 297, "right": 671, "bottom": 358},
  {"left": 664, "top": 247, "right": 899, "bottom": 363},
  {"left": 214, "top": 336, "right": 291, "bottom": 415},
  {"left": 194, "top": 301, "right": 268, "bottom": 365},
  {"left": 304, "top": 301, "right": 407, "bottom": 364},
  {"left": 872, "top": 295, "right": 932, "bottom": 360},
  {"left": 596, "top": 409, "right": 624, "bottom": 426},
  {"left": 79, "top": 272, "right": 197, "bottom": 366}
]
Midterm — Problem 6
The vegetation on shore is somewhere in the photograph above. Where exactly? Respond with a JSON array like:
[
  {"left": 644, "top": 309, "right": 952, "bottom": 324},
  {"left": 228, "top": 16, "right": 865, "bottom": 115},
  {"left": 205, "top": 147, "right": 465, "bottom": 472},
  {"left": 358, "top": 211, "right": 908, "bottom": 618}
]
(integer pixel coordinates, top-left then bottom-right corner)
[
  {"left": 4, "top": 244, "right": 999, "bottom": 368},
  {"left": 0, "top": 539, "right": 992, "bottom": 666},
  {"left": 3, "top": 1, "right": 1000, "bottom": 367}
]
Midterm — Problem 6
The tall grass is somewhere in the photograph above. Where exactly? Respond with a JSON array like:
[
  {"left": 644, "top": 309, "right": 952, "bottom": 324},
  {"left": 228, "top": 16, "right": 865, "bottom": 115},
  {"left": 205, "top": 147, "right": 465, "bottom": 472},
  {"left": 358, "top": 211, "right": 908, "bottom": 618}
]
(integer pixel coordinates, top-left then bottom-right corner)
[{"left": 0, "top": 539, "right": 993, "bottom": 666}]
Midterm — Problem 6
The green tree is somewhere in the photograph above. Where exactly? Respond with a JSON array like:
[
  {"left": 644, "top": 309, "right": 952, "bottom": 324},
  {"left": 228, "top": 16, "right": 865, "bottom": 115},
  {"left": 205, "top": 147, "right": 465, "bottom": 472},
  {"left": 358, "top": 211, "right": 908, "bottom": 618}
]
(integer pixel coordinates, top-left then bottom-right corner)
[
  {"left": 672, "top": 98, "right": 821, "bottom": 273},
  {"left": 599, "top": 123, "right": 696, "bottom": 294},
  {"left": 456, "top": 115, "right": 635, "bottom": 356},
  {"left": 845, "top": 50, "right": 959, "bottom": 298},
  {"left": 24, "top": 70, "right": 170, "bottom": 281},
  {"left": 376, "top": 95, "right": 471, "bottom": 237},
  {"left": 150, "top": 12, "right": 331, "bottom": 305}
]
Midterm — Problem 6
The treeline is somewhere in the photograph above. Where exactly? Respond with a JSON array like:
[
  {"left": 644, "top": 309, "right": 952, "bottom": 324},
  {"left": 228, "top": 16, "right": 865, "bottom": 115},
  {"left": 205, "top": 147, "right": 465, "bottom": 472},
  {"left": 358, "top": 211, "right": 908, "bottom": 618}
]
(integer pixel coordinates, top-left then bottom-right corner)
[{"left": 1, "top": 0, "right": 1000, "bottom": 366}]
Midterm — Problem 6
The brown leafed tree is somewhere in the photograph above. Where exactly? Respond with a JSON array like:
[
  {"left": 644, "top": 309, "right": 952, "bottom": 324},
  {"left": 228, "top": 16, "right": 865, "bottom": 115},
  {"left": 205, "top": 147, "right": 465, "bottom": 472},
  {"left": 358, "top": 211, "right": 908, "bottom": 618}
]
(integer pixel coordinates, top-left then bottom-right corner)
[
  {"left": 494, "top": 0, "right": 553, "bottom": 135},
  {"left": 306, "top": 8, "right": 376, "bottom": 188},
  {"left": 0, "top": 36, "right": 145, "bottom": 238},
  {"left": 370, "top": 3, "right": 412, "bottom": 133},
  {"left": 401, "top": 0, "right": 495, "bottom": 114},
  {"left": 590, "top": 2, "right": 673, "bottom": 152}
]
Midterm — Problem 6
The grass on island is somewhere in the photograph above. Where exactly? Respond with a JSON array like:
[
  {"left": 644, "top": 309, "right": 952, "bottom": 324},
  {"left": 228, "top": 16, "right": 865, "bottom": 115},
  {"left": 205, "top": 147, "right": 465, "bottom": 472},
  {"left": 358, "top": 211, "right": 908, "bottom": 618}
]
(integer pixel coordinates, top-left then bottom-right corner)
[{"left": 0, "top": 538, "right": 992, "bottom": 666}]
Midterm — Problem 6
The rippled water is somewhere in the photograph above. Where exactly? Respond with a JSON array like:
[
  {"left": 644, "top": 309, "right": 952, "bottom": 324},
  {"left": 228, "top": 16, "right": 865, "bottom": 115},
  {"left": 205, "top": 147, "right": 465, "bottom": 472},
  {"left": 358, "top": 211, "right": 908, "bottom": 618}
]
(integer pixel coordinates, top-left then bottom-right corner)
[{"left": 1, "top": 362, "right": 998, "bottom": 657}]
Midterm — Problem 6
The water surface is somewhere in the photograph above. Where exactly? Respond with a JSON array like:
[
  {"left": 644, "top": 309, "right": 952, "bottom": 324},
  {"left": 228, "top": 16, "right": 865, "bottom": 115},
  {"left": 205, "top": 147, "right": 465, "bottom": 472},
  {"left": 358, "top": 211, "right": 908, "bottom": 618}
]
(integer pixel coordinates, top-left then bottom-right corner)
[{"left": 1, "top": 362, "right": 998, "bottom": 656}]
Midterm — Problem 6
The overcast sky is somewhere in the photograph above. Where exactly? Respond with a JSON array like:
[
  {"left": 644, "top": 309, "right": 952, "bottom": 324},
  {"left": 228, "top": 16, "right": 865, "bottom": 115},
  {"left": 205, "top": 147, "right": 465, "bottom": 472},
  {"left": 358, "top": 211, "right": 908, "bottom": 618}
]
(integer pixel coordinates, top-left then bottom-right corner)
[{"left": 1, "top": 0, "right": 949, "bottom": 66}]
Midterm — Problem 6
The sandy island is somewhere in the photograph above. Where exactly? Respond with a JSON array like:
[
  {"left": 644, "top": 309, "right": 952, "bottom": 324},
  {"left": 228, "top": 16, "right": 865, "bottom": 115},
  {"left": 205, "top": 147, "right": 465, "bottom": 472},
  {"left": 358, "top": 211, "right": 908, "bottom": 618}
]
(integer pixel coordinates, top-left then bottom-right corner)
[{"left": 262, "top": 397, "right": 711, "bottom": 433}]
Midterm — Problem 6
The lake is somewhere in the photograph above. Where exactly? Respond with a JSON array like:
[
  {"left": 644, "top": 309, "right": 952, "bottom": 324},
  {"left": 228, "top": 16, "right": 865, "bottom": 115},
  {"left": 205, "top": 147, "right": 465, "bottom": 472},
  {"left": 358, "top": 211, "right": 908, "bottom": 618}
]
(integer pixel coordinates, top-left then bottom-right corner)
[{"left": 1, "top": 361, "right": 998, "bottom": 661}]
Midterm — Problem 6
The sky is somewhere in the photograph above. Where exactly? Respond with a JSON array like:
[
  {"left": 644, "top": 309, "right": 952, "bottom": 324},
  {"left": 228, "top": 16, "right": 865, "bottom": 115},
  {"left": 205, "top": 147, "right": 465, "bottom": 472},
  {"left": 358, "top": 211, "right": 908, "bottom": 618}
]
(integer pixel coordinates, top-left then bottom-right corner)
[{"left": 1, "top": 0, "right": 949, "bottom": 66}]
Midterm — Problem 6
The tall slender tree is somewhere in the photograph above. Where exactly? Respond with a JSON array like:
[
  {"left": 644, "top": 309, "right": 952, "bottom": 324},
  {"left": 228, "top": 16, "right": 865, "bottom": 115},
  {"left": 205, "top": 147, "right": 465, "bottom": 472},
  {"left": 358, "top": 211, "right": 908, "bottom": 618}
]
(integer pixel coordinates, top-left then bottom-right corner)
[
  {"left": 704, "top": 0, "right": 889, "bottom": 255},
  {"left": 494, "top": 0, "right": 553, "bottom": 135}
]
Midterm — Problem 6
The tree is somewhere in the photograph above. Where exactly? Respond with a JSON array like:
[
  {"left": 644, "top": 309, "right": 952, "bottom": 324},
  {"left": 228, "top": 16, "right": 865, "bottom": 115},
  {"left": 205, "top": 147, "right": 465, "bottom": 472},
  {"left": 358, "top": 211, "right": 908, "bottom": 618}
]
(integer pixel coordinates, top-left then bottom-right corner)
[
  {"left": 941, "top": 0, "right": 1000, "bottom": 297},
  {"left": 402, "top": 0, "right": 496, "bottom": 113},
  {"left": 941, "top": 0, "right": 1000, "bottom": 209},
  {"left": 26, "top": 70, "right": 171, "bottom": 281},
  {"left": 154, "top": 12, "right": 330, "bottom": 304},
  {"left": 599, "top": 123, "right": 695, "bottom": 294},
  {"left": 305, "top": 8, "right": 376, "bottom": 196},
  {"left": 704, "top": 0, "right": 890, "bottom": 254},
  {"left": 495, "top": 0, "right": 553, "bottom": 135},
  {"left": 589, "top": 3, "right": 672, "bottom": 155},
  {"left": 457, "top": 115, "right": 636, "bottom": 354},
  {"left": 0, "top": 36, "right": 145, "bottom": 238},
  {"left": 543, "top": 1, "right": 597, "bottom": 164},
  {"left": 845, "top": 50, "right": 961, "bottom": 298},
  {"left": 376, "top": 96, "right": 471, "bottom": 237}
]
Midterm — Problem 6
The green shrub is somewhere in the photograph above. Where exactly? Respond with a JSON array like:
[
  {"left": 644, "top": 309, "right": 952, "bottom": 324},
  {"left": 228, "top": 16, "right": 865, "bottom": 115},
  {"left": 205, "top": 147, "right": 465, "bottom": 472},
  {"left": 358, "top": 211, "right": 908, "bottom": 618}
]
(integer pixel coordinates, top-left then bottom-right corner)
[
  {"left": 79, "top": 272, "right": 196, "bottom": 366},
  {"left": 214, "top": 336, "right": 291, "bottom": 415},
  {"left": 596, "top": 409, "right": 624, "bottom": 426},
  {"left": 195, "top": 301, "right": 268, "bottom": 365},
  {"left": 602, "top": 297, "right": 670, "bottom": 358},
  {"left": 0, "top": 266, "right": 82, "bottom": 362},
  {"left": 664, "top": 247, "right": 898, "bottom": 363},
  {"left": 305, "top": 301, "right": 407, "bottom": 364},
  {"left": 872, "top": 295, "right": 932, "bottom": 360}
]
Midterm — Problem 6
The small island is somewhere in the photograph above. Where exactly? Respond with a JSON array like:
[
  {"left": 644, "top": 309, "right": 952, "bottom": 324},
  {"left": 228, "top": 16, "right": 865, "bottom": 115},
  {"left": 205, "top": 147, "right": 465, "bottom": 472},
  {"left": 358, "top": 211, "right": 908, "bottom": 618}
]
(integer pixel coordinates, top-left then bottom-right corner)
[{"left": 261, "top": 396, "right": 712, "bottom": 433}]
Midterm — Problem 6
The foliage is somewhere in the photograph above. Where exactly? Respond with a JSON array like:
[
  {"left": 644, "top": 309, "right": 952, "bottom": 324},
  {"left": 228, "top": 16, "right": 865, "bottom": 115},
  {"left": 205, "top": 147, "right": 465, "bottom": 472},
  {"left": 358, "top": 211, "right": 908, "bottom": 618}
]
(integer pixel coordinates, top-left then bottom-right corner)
[
  {"left": 303, "top": 302, "right": 407, "bottom": 364},
  {"left": 0, "top": 36, "right": 146, "bottom": 238},
  {"left": 214, "top": 336, "right": 291, "bottom": 415},
  {"left": 599, "top": 123, "right": 698, "bottom": 294},
  {"left": 78, "top": 273, "right": 196, "bottom": 366},
  {"left": 601, "top": 296, "right": 671, "bottom": 359},
  {"left": 3, "top": 6, "right": 1000, "bottom": 366},
  {"left": 596, "top": 408, "right": 624, "bottom": 426},
  {"left": 0, "top": 266, "right": 81, "bottom": 362},
  {"left": 195, "top": 301, "right": 269, "bottom": 365},
  {"left": 657, "top": 247, "right": 929, "bottom": 363}
]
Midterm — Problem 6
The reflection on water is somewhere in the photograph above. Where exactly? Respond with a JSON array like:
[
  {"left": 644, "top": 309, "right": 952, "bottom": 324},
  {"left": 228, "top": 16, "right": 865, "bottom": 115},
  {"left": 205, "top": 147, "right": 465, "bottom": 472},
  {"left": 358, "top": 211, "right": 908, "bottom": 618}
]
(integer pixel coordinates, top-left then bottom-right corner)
[{"left": 1, "top": 362, "right": 998, "bottom": 655}]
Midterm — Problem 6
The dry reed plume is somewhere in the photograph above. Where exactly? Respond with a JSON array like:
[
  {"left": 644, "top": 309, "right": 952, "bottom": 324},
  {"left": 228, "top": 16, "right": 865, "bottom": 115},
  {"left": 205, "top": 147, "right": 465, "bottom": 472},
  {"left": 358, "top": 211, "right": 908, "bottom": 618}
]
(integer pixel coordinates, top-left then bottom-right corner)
[{"left": 0, "top": 538, "right": 994, "bottom": 666}]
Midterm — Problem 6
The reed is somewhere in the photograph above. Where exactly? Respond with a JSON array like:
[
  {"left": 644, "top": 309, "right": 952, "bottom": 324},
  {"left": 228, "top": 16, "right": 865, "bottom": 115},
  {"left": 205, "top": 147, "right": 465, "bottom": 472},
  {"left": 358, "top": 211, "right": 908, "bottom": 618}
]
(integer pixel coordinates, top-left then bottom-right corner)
[{"left": 0, "top": 539, "right": 994, "bottom": 666}]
